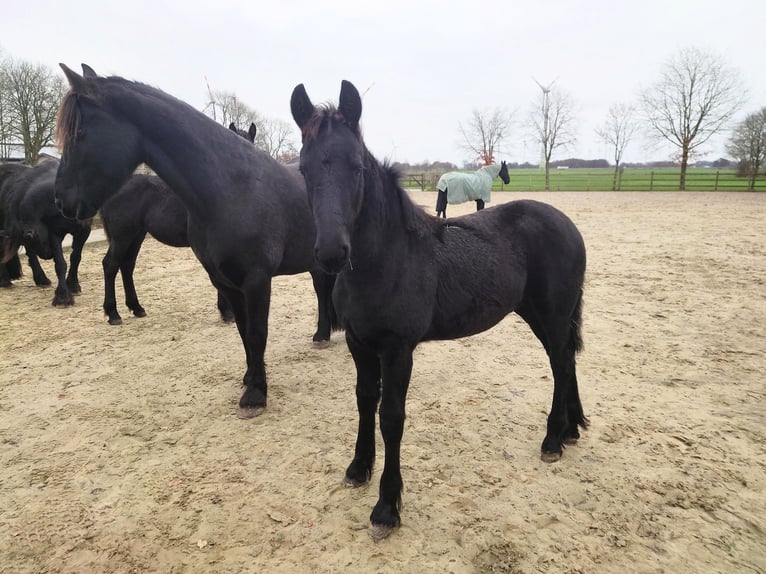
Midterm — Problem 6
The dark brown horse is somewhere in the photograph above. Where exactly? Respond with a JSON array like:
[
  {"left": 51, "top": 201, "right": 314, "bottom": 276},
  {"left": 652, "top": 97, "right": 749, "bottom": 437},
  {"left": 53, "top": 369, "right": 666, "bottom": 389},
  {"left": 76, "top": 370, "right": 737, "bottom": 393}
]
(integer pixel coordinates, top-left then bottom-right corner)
[
  {"left": 291, "top": 80, "right": 587, "bottom": 539},
  {"left": 54, "top": 64, "right": 336, "bottom": 415}
]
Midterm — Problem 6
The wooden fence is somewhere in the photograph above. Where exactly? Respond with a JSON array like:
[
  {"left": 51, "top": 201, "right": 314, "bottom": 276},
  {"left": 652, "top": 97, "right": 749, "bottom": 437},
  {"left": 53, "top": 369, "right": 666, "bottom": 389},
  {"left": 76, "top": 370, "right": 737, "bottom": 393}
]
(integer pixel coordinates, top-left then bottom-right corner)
[{"left": 400, "top": 169, "right": 766, "bottom": 192}]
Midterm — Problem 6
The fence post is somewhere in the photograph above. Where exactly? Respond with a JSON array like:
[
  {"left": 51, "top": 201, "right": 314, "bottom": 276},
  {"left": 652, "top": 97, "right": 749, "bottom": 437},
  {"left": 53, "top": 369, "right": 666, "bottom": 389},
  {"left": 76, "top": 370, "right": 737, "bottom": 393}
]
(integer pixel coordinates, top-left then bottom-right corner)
[
  {"left": 649, "top": 171, "right": 654, "bottom": 191},
  {"left": 714, "top": 170, "right": 719, "bottom": 192}
]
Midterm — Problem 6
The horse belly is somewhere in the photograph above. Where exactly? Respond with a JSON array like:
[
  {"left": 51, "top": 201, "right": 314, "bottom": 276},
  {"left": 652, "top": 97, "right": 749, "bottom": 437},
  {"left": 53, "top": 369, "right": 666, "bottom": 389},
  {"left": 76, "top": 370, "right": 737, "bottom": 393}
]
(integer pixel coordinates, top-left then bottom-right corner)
[{"left": 425, "top": 257, "right": 527, "bottom": 341}]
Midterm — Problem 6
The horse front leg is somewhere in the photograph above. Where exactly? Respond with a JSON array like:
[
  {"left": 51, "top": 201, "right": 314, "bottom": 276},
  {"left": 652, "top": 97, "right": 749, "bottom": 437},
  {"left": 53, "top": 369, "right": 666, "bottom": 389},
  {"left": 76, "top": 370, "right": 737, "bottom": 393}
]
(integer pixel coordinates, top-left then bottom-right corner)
[
  {"left": 310, "top": 270, "right": 336, "bottom": 347},
  {"left": 66, "top": 226, "right": 90, "bottom": 294},
  {"left": 26, "top": 250, "right": 51, "bottom": 286},
  {"left": 237, "top": 274, "right": 272, "bottom": 417},
  {"left": 102, "top": 245, "right": 122, "bottom": 324},
  {"left": 49, "top": 236, "right": 74, "bottom": 307},
  {"left": 369, "top": 340, "right": 413, "bottom": 541},
  {"left": 120, "top": 236, "right": 147, "bottom": 319},
  {"left": 344, "top": 330, "right": 382, "bottom": 487}
]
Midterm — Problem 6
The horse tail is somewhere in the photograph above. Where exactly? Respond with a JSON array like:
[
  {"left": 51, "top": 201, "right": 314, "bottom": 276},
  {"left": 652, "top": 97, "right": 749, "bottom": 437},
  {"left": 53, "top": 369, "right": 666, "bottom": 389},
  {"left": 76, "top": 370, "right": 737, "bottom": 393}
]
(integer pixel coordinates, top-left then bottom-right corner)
[
  {"left": 5, "top": 252, "right": 22, "bottom": 280},
  {"left": 569, "top": 288, "right": 584, "bottom": 355}
]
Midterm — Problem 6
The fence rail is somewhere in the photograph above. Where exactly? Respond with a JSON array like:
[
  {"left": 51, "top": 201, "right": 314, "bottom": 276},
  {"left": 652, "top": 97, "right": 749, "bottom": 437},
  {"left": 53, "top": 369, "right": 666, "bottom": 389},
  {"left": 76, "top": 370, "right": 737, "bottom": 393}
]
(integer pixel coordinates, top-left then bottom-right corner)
[{"left": 401, "top": 169, "right": 766, "bottom": 192}]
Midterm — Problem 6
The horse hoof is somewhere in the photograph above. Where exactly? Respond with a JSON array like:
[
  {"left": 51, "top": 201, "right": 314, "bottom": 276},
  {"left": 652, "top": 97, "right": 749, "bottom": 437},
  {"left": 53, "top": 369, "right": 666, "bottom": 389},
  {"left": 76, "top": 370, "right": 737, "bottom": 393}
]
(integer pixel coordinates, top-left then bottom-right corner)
[
  {"left": 541, "top": 451, "right": 563, "bottom": 463},
  {"left": 563, "top": 437, "right": 579, "bottom": 445},
  {"left": 133, "top": 309, "right": 147, "bottom": 318},
  {"left": 312, "top": 339, "right": 330, "bottom": 349},
  {"left": 342, "top": 475, "right": 367, "bottom": 488},
  {"left": 108, "top": 318, "right": 123, "bottom": 326},
  {"left": 368, "top": 523, "right": 395, "bottom": 542},
  {"left": 52, "top": 298, "right": 74, "bottom": 307},
  {"left": 237, "top": 406, "right": 265, "bottom": 419}
]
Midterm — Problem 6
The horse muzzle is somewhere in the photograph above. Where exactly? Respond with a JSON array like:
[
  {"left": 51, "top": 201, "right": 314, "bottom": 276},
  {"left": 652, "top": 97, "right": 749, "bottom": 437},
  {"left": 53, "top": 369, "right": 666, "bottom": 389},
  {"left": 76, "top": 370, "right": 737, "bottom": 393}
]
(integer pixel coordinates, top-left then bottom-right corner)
[{"left": 314, "top": 242, "right": 351, "bottom": 274}]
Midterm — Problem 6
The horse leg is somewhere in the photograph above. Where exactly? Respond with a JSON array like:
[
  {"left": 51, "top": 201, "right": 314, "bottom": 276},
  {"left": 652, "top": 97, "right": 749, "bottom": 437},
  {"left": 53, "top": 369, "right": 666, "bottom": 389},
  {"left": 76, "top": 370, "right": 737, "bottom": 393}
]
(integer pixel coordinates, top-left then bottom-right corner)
[
  {"left": 368, "top": 340, "right": 413, "bottom": 540},
  {"left": 0, "top": 261, "right": 10, "bottom": 288},
  {"left": 120, "top": 235, "right": 148, "bottom": 319},
  {"left": 49, "top": 236, "right": 74, "bottom": 306},
  {"left": 102, "top": 241, "right": 123, "bottom": 324},
  {"left": 310, "top": 271, "right": 336, "bottom": 347},
  {"left": 517, "top": 299, "right": 586, "bottom": 461},
  {"left": 66, "top": 226, "right": 90, "bottom": 294},
  {"left": 26, "top": 250, "right": 51, "bottom": 286},
  {"left": 216, "top": 289, "right": 235, "bottom": 323},
  {"left": 343, "top": 330, "right": 382, "bottom": 487},
  {"left": 436, "top": 190, "right": 447, "bottom": 218},
  {"left": 237, "top": 273, "right": 272, "bottom": 417},
  {"left": 476, "top": 199, "right": 485, "bottom": 211}
]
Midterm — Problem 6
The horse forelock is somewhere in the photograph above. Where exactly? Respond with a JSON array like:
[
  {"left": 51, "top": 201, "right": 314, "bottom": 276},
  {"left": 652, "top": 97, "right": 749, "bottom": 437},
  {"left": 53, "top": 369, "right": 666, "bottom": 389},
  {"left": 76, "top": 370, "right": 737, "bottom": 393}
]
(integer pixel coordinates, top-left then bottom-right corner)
[{"left": 301, "top": 104, "right": 361, "bottom": 142}]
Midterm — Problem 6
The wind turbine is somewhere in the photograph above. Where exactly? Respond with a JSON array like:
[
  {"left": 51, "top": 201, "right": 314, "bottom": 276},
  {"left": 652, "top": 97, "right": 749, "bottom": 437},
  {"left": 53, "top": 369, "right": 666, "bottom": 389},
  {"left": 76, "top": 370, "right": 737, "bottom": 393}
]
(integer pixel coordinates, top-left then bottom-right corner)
[{"left": 533, "top": 77, "right": 556, "bottom": 169}]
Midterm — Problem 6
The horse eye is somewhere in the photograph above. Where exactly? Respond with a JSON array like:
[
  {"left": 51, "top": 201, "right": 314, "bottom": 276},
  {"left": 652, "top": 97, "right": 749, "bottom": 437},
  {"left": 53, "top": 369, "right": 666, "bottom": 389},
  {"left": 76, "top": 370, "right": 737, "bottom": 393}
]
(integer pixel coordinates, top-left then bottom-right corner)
[{"left": 76, "top": 128, "right": 85, "bottom": 140}]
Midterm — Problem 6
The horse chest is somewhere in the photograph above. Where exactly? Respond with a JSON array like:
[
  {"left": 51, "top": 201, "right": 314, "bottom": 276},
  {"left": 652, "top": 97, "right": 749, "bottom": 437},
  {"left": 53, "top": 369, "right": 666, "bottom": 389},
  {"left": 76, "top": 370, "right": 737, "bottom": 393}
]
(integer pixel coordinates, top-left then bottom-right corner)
[{"left": 334, "top": 270, "right": 433, "bottom": 343}]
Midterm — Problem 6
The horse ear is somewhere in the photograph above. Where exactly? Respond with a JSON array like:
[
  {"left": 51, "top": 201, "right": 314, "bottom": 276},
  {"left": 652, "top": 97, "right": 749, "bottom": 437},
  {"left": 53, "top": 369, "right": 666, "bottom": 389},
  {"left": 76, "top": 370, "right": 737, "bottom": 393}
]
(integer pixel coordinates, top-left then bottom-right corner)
[
  {"left": 290, "top": 84, "right": 314, "bottom": 130},
  {"left": 81, "top": 63, "right": 97, "bottom": 78},
  {"left": 60, "top": 63, "right": 89, "bottom": 94},
  {"left": 248, "top": 122, "right": 257, "bottom": 143},
  {"left": 338, "top": 80, "right": 362, "bottom": 131}
]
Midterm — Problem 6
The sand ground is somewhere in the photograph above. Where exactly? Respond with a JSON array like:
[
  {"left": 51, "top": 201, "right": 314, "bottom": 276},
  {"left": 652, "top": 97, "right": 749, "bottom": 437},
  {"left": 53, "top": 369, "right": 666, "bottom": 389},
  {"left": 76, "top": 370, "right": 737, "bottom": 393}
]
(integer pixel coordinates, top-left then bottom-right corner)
[{"left": 1, "top": 191, "right": 764, "bottom": 573}]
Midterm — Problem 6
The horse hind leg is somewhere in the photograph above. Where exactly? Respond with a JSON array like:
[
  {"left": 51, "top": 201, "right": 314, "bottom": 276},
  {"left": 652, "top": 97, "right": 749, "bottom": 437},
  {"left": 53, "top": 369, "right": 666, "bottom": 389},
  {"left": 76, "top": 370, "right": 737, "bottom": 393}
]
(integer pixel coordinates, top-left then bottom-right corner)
[{"left": 517, "top": 296, "right": 586, "bottom": 462}]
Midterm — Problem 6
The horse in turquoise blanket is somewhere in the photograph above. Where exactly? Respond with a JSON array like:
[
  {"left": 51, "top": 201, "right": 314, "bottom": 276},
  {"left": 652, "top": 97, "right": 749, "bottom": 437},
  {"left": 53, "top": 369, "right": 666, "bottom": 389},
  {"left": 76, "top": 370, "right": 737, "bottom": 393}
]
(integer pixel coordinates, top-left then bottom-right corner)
[{"left": 435, "top": 161, "right": 509, "bottom": 218}]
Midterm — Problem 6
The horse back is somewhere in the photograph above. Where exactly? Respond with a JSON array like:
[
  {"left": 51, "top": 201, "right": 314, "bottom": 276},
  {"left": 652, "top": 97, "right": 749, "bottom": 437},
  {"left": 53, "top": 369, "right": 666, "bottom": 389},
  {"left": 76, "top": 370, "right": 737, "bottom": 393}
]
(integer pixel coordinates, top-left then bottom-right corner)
[{"left": 424, "top": 200, "right": 584, "bottom": 340}]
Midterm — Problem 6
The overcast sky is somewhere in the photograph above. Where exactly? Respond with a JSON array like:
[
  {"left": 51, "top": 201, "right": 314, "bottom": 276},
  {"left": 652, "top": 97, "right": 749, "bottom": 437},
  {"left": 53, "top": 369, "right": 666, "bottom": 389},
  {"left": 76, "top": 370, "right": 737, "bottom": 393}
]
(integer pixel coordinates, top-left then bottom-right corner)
[{"left": 2, "top": 0, "right": 763, "bottom": 166}]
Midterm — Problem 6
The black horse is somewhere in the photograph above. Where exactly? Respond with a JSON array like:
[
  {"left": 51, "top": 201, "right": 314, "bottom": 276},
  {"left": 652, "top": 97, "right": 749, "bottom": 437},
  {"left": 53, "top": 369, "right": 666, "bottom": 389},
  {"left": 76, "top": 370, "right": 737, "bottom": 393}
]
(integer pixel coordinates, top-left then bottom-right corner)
[
  {"left": 1, "top": 160, "right": 91, "bottom": 305},
  {"left": 291, "top": 81, "right": 587, "bottom": 539},
  {"left": 99, "top": 122, "right": 256, "bottom": 325},
  {"left": 54, "top": 64, "right": 336, "bottom": 415}
]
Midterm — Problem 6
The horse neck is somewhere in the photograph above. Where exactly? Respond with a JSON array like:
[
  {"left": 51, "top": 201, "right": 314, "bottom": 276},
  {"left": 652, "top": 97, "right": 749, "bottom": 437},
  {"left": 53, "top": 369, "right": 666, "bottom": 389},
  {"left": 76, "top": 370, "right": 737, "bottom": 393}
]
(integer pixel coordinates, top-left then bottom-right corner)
[
  {"left": 481, "top": 164, "right": 501, "bottom": 179},
  {"left": 108, "top": 86, "right": 245, "bottom": 217}
]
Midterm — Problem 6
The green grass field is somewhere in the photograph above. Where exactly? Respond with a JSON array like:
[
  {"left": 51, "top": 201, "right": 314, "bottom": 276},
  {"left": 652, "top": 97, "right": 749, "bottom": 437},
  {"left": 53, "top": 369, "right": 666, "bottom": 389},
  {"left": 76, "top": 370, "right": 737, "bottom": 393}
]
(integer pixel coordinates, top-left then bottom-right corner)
[{"left": 402, "top": 168, "right": 766, "bottom": 192}]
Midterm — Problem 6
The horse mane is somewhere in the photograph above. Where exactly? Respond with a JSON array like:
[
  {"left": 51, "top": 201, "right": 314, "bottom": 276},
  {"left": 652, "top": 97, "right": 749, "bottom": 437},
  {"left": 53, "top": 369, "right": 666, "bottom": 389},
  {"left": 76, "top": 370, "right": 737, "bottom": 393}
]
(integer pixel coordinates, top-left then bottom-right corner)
[
  {"left": 55, "top": 92, "right": 80, "bottom": 152},
  {"left": 56, "top": 75, "right": 192, "bottom": 153}
]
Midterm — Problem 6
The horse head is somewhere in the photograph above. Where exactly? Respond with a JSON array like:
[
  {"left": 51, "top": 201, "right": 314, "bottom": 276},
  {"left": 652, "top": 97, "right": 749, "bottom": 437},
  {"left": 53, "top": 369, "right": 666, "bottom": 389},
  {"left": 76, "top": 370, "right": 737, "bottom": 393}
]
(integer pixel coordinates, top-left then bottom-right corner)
[
  {"left": 228, "top": 122, "right": 257, "bottom": 144},
  {"left": 54, "top": 64, "right": 144, "bottom": 219},
  {"left": 499, "top": 160, "right": 510, "bottom": 185},
  {"left": 291, "top": 80, "right": 364, "bottom": 274}
]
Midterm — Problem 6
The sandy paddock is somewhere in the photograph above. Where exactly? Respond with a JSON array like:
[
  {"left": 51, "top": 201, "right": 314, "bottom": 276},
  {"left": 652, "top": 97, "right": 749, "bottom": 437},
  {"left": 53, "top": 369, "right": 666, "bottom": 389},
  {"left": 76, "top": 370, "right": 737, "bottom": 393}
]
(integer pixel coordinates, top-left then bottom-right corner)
[{"left": 0, "top": 191, "right": 764, "bottom": 573}]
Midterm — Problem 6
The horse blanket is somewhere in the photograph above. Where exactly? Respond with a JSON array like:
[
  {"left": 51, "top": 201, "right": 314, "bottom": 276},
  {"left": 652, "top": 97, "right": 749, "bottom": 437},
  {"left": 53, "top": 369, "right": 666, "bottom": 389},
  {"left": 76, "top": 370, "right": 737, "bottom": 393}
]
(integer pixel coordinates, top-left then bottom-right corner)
[{"left": 436, "top": 164, "right": 502, "bottom": 205}]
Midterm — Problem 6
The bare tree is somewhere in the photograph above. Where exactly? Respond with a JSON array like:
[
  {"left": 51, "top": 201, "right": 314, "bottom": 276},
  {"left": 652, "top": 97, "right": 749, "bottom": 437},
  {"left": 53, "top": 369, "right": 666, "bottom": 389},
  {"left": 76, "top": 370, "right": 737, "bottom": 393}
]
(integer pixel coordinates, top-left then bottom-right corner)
[
  {"left": 0, "top": 57, "right": 65, "bottom": 163},
  {"left": 528, "top": 87, "right": 577, "bottom": 190},
  {"left": 596, "top": 103, "right": 638, "bottom": 190},
  {"left": 459, "top": 107, "right": 513, "bottom": 165},
  {"left": 259, "top": 117, "right": 298, "bottom": 162},
  {"left": 726, "top": 107, "right": 766, "bottom": 191},
  {"left": 204, "top": 89, "right": 298, "bottom": 160},
  {"left": 641, "top": 47, "right": 746, "bottom": 190}
]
